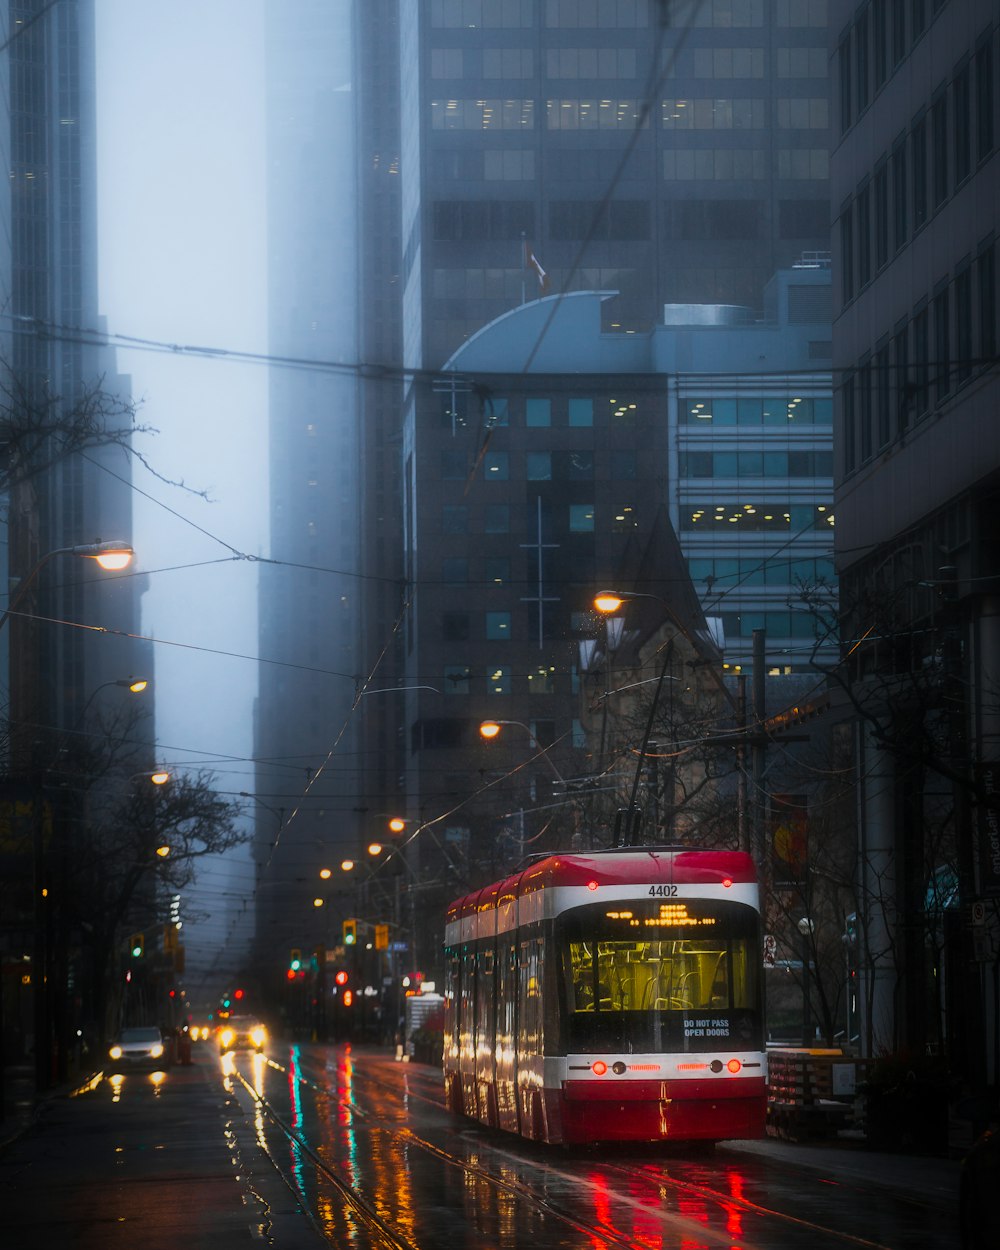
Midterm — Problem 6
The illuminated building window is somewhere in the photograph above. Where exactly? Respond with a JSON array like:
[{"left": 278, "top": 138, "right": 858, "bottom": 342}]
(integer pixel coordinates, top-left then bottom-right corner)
[
  {"left": 528, "top": 666, "right": 556, "bottom": 695},
  {"left": 612, "top": 504, "right": 638, "bottom": 533},
  {"left": 486, "top": 612, "right": 511, "bottom": 640},
  {"left": 485, "top": 557, "right": 509, "bottom": 584},
  {"left": 569, "top": 504, "right": 595, "bottom": 532},
  {"left": 487, "top": 666, "right": 511, "bottom": 696}
]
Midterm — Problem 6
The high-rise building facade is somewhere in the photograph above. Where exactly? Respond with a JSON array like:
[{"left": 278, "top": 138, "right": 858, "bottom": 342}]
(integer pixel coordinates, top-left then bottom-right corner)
[
  {"left": 0, "top": 1, "right": 149, "bottom": 1077},
  {"left": 831, "top": 0, "right": 999, "bottom": 1080},
  {"left": 402, "top": 0, "right": 833, "bottom": 370}
]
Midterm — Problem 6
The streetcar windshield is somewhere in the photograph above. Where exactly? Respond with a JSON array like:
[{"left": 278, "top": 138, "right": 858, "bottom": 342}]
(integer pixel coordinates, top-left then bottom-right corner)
[{"left": 557, "top": 898, "right": 762, "bottom": 1053}]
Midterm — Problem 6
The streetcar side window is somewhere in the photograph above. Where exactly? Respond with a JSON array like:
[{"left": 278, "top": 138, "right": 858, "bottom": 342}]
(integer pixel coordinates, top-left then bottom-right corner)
[
  {"left": 475, "top": 946, "right": 495, "bottom": 1071},
  {"left": 518, "top": 935, "right": 543, "bottom": 1057},
  {"left": 459, "top": 945, "right": 476, "bottom": 1067},
  {"left": 445, "top": 951, "right": 460, "bottom": 1062},
  {"left": 496, "top": 936, "right": 517, "bottom": 1067}
]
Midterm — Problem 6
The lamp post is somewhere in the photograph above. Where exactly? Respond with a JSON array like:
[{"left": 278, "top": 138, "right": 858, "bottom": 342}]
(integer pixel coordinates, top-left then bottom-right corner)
[
  {"left": 0, "top": 541, "right": 134, "bottom": 632},
  {"left": 590, "top": 597, "right": 624, "bottom": 773},
  {"left": 798, "top": 916, "right": 815, "bottom": 1046},
  {"left": 594, "top": 591, "right": 693, "bottom": 846},
  {"left": 478, "top": 719, "right": 567, "bottom": 784},
  {"left": 11, "top": 543, "right": 135, "bottom": 1091}
]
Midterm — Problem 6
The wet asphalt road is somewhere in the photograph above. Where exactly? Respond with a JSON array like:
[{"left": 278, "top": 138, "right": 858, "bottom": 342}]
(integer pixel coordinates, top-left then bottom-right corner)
[{"left": 1, "top": 1043, "right": 964, "bottom": 1250}]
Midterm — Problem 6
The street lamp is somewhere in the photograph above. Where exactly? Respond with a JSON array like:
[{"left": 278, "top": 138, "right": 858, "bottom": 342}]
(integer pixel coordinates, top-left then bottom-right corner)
[
  {"left": 478, "top": 719, "right": 567, "bottom": 783},
  {"left": 0, "top": 540, "right": 134, "bottom": 631},
  {"left": 594, "top": 590, "right": 689, "bottom": 846},
  {"left": 798, "top": 916, "right": 815, "bottom": 1045}
]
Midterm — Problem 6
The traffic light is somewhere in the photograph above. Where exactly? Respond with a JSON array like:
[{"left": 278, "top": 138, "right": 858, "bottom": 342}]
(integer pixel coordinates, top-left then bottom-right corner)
[
  {"left": 290, "top": 948, "right": 302, "bottom": 971},
  {"left": 343, "top": 919, "right": 357, "bottom": 946},
  {"left": 234, "top": 988, "right": 244, "bottom": 1001},
  {"left": 129, "top": 933, "right": 144, "bottom": 958},
  {"left": 334, "top": 969, "right": 349, "bottom": 987}
]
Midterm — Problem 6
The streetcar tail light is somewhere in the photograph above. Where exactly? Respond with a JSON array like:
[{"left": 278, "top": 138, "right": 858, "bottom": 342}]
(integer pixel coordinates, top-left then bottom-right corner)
[
  {"left": 727, "top": 1058, "right": 742, "bottom": 1073},
  {"left": 722, "top": 877, "right": 733, "bottom": 888},
  {"left": 592, "top": 1061, "right": 607, "bottom": 1075},
  {"left": 587, "top": 880, "right": 599, "bottom": 891}
]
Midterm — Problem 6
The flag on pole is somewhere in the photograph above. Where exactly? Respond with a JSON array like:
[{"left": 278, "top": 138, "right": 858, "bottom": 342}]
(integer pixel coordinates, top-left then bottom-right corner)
[{"left": 522, "top": 238, "right": 550, "bottom": 296}]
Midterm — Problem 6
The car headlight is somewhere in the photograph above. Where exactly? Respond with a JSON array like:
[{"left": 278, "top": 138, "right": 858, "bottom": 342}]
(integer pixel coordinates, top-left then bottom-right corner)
[
  {"left": 250, "top": 1027, "right": 266, "bottom": 1047},
  {"left": 151, "top": 1043, "right": 164, "bottom": 1059},
  {"left": 220, "top": 1028, "right": 235, "bottom": 1048},
  {"left": 109, "top": 1045, "right": 122, "bottom": 1060}
]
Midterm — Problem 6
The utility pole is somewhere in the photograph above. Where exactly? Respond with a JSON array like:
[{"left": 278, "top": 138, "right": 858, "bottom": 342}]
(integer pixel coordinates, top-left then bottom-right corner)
[{"left": 751, "top": 629, "right": 768, "bottom": 876}]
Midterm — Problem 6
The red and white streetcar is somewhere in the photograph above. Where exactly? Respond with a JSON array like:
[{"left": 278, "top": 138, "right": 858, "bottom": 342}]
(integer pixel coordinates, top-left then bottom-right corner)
[{"left": 443, "top": 846, "right": 766, "bottom": 1145}]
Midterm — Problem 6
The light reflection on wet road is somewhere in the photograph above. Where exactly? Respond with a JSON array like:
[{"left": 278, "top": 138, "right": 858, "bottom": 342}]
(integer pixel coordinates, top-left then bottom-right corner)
[{"left": 216, "top": 1042, "right": 962, "bottom": 1250}]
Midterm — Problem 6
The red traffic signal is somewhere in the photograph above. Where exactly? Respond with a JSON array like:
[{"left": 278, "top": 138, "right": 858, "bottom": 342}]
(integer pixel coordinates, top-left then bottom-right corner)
[{"left": 234, "top": 988, "right": 244, "bottom": 1000}]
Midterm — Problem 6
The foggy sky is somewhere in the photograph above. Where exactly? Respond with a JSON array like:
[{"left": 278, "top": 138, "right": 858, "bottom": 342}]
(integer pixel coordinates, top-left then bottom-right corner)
[{"left": 95, "top": 1, "right": 268, "bottom": 982}]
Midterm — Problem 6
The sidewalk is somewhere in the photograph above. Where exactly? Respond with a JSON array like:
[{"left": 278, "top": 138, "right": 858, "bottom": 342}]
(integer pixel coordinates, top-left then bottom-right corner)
[{"left": 726, "top": 1133, "right": 962, "bottom": 1209}]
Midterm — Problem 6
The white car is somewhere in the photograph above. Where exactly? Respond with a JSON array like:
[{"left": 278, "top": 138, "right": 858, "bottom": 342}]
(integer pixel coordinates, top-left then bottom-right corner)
[{"left": 108, "top": 1026, "right": 170, "bottom": 1070}]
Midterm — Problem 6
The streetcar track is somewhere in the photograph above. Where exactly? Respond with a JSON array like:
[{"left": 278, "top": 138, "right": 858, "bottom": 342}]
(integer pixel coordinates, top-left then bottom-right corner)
[
  {"left": 347, "top": 1062, "right": 905, "bottom": 1250},
  {"left": 599, "top": 1160, "right": 896, "bottom": 1250},
  {"left": 227, "top": 1063, "right": 413, "bottom": 1250},
  {"left": 348, "top": 1057, "right": 927, "bottom": 1249},
  {"left": 232, "top": 1054, "right": 635, "bottom": 1250},
  {"left": 235, "top": 1050, "right": 928, "bottom": 1250}
]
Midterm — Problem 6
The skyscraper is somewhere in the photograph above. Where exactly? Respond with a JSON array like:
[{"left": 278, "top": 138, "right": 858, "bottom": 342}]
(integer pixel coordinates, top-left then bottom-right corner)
[{"left": 831, "top": 0, "right": 999, "bottom": 1081}]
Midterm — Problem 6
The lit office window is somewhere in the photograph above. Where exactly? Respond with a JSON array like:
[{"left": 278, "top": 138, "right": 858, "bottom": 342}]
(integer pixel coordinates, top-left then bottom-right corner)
[{"left": 569, "top": 504, "right": 595, "bottom": 532}]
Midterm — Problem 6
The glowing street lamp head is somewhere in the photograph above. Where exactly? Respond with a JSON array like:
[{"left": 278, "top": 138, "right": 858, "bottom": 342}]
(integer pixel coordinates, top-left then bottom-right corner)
[
  {"left": 155, "top": 845, "right": 171, "bottom": 858},
  {"left": 319, "top": 867, "right": 332, "bottom": 880},
  {"left": 594, "top": 591, "right": 625, "bottom": 615},
  {"left": 127, "top": 678, "right": 149, "bottom": 693},
  {"left": 479, "top": 720, "right": 502, "bottom": 740},
  {"left": 367, "top": 842, "right": 383, "bottom": 857},
  {"left": 82, "top": 542, "right": 134, "bottom": 571},
  {"left": 150, "top": 770, "right": 170, "bottom": 786},
  {"left": 387, "top": 817, "right": 406, "bottom": 833},
  {"left": 341, "top": 859, "right": 355, "bottom": 872}
]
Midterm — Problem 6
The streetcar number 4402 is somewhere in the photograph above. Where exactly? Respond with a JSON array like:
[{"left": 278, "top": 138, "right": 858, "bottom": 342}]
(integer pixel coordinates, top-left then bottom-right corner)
[{"left": 648, "top": 885, "right": 678, "bottom": 897}]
